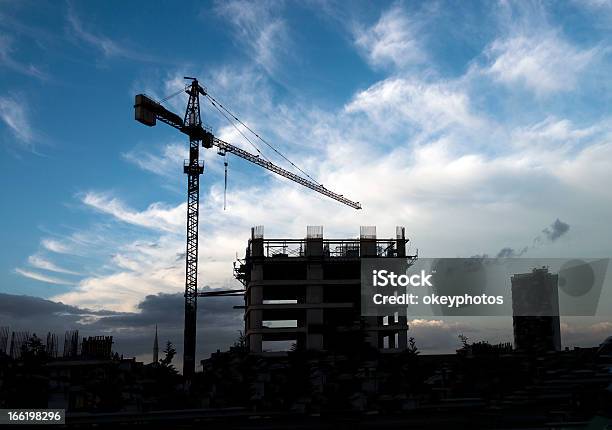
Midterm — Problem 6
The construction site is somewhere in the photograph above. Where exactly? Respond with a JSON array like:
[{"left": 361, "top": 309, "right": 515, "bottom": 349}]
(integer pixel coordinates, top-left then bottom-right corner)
[
  {"left": 2, "top": 0, "right": 612, "bottom": 426},
  {"left": 1, "top": 78, "right": 612, "bottom": 427},
  {"left": 133, "top": 78, "right": 368, "bottom": 377}
]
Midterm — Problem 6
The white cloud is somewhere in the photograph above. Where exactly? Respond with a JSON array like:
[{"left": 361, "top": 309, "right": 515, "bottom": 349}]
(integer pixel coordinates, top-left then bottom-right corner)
[
  {"left": 0, "top": 95, "right": 33, "bottom": 144},
  {"left": 406, "top": 318, "right": 510, "bottom": 353},
  {"left": 0, "top": 32, "right": 46, "bottom": 79},
  {"left": 122, "top": 143, "right": 187, "bottom": 178},
  {"left": 354, "top": 3, "right": 425, "bottom": 69},
  {"left": 512, "top": 117, "right": 599, "bottom": 148},
  {"left": 577, "top": 0, "right": 612, "bottom": 10},
  {"left": 214, "top": 0, "right": 290, "bottom": 75},
  {"left": 561, "top": 318, "right": 612, "bottom": 348},
  {"left": 409, "top": 319, "right": 462, "bottom": 329},
  {"left": 556, "top": 140, "right": 612, "bottom": 198},
  {"left": 82, "top": 191, "right": 185, "bottom": 233},
  {"left": 67, "top": 8, "right": 123, "bottom": 57},
  {"left": 66, "top": 7, "right": 157, "bottom": 62},
  {"left": 48, "top": 207, "right": 252, "bottom": 311},
  {"left": 41, "top": 238, "right": 72, "bottom": 254},
  {"left": 589, "top": 321, "right": 612, "bottom": 333},
  {"left": 485, "top": 31, "right": 597, "bottom": 96},
  {"left": 15, "top": 268, "right": 75, "bottom": 286},
  {"left": 344, "top": 77, "right": 485, "bottom": 137},
  {"left": 28, "top": 255, "right": 81, "bottom": 276},
  {"left": 52, "top": 237, "right": 185, "bottom": 311}
]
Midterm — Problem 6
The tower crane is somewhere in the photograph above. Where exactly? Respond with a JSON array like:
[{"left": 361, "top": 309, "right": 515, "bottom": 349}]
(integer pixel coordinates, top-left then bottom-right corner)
[{"left": 134, "top": 77, "right": 361, "bottom": 378}]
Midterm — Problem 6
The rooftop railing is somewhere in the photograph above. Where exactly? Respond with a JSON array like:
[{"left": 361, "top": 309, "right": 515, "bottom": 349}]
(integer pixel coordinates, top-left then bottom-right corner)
[{"left": 251, "top": 238, "right": 413, "bottom": 258}]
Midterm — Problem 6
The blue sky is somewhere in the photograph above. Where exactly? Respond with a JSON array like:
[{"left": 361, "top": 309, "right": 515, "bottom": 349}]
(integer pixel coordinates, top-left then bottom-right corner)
[{"left": 2, "top": 0, "right": 612, "bottom": 356}]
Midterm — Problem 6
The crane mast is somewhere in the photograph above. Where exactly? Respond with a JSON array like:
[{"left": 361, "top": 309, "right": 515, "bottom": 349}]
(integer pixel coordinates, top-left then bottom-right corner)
[
  {"left": 134, "top": 78, "right": 360, "bottom": 378},
  {"left": 182, "top": 80, "right": 204, "bottom": 379}
]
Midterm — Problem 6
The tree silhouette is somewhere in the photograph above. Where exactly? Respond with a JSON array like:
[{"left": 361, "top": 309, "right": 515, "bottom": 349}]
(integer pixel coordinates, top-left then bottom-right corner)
[
  {"left": 458, "top": 333, "right": 470, "bottom": 348},
  {"left": 231, "top": 331, "right": 247, "bottom": 352},
  {"left": 408, "top": 337, "right": 419, "bottom": 355},
  {"left": 159, "top": 341, "right": 177, "bottom": 373},
  {"left": 21, "top": 333, "right": 47, "bottom": 361}
]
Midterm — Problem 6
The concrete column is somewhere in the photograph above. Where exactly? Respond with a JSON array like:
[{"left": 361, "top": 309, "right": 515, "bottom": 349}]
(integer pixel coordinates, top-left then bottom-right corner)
[
  {"left": 249, "top": 334, "right": 262, "bottom": 353},
  {"left": 396, "top": 226, "right": 406, "bottom": 257},
  {"left": 306, "top": 280, "right": 324, "bottom": 350},
  {"left": 397, "top": 330, "right": 408, "bottom": 350},
  {"left": 306, "top": 245, "right": 324, "bottom": 350},
  {"left": 306, "top": 309, "right": 324, "bottom": 350},
  {"left": 360, "top": 239, "right": 376, "bottom": 257},
  {"left": 249, "top": 309, "right": 263, "bottom": 329},
  {"left": 396, "top": 315, "right": 408, "bottom": 350},
  {"left": 251, "top": 263, "right": 263, "bottom": 280},
  {"left": 250, "top": 238, "right": 264, "bottom": 257},
  {"left": 360, "top": 226, "right": 377, "bottom": 257},
  {"left": 247, "top": 241, "right": 264, "bottom": 353},
  {"left": 306, "top": 238, "right": 323, "bottom": 257},
  {"left": 247, "top": 298, "right": 263, "bottom": 353},
  {"left": 389, "top": 333, "right": 396, "bottom": 349},
  {"left": 364, "top": 316, "right": 379, "bottom": 348},
  {"left": 250, "top": 284, "right": 263, "bottom": 305}
]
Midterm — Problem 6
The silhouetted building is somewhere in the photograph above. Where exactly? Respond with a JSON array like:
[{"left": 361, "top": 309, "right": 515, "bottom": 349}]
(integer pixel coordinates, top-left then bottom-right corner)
[
  {"left": 47, "top": 357, "right": 145, "bottom": 411},
  {"left": 511, "top": 267, "right": 561, "bottom": 352},
  {"left": 81, "top": 336, "right": 113, "bottom": 360},
  {"left": 235, "top": 225, "right": 415, "bottom": 354}
]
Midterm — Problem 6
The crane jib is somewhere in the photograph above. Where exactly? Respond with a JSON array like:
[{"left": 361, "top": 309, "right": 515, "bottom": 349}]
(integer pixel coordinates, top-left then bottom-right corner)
[{"left": 212, "top": 138, "right": 361, "bottom": 210}]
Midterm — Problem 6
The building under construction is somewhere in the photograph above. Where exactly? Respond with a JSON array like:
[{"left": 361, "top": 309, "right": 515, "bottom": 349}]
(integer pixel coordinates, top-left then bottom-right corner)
[{"left": 235, "top": 226, "right": 416, "bottom": 354}]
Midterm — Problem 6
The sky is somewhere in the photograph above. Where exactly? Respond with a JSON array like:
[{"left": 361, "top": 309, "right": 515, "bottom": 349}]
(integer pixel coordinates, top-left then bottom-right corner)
[{"left": 1, "top": 0, "right": 612, "bottom": 365}]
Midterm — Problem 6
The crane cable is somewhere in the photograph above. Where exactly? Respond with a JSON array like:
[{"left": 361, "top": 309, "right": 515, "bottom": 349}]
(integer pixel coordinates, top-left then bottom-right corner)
[
  {"left": 207, "top": 98, "right": 272, "bottom": 163},
  {"left": 158, "top": 87, "right": 185, "bottom": 105},
  {"left": 204, "top": 92, "right": 322, "bottom": 187},
  {"left": 223, "top": 157, "right": 228, "bottom": 211}
]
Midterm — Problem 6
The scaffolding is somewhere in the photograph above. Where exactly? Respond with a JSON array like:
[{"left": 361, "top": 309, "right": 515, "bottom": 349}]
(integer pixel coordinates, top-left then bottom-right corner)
[
  {"left": 81, "top": 336, "right": 113, "bottom": 359},
  {"left": 0, "top": 326, "right": 8, "bottom": 355},
  {"left": 9, "top": 331, "right": 30, "bottom": 359},
  {"left": 46, "top": 332, "right": 59, "bottom": 358},
  {"left": 63, "top": 330, "right": 80, "bottom": 358}
]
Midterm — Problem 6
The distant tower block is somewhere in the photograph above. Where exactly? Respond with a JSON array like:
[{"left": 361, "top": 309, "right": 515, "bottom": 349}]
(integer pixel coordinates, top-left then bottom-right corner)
[
  {"left": 153, "top": 325, "right": 159, "bottom": 364},
  {"left": 511, "top": 267, "right": 561, "bottom": 353},
  {"left": 236, "top": 226, "right": 416, "bottom": 354}
]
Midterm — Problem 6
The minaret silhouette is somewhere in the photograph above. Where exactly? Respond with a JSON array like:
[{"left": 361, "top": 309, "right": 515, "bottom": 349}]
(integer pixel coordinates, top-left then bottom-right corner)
[{"left": 153, "top": 325, "right": 159, "bottom": 364}]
